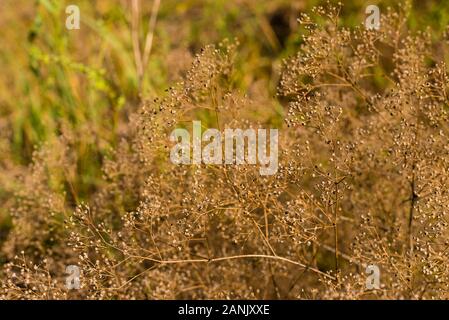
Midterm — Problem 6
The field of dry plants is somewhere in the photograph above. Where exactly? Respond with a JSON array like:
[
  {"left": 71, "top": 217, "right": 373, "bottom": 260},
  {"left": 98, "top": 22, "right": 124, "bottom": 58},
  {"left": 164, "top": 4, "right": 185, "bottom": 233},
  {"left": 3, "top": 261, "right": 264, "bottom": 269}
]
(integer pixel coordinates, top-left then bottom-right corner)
[{"left": 0, "top": 0, "right": 449, "bottom": 300}]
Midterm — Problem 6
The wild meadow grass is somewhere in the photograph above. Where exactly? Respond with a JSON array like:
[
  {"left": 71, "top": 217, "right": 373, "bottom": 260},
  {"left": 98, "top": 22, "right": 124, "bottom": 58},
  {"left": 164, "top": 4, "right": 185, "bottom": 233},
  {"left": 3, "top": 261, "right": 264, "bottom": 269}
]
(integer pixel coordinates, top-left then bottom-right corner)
[{"left": 0, "top": 0, "right": 448, "bottom": 299}]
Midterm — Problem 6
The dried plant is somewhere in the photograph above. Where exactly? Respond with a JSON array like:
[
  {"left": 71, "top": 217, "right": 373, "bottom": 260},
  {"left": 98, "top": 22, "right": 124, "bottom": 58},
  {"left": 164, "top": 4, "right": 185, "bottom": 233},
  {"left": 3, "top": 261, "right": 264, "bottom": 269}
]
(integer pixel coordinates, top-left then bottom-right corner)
[{"left": 1, "top": 3, "right": 449, "bottom": 300}]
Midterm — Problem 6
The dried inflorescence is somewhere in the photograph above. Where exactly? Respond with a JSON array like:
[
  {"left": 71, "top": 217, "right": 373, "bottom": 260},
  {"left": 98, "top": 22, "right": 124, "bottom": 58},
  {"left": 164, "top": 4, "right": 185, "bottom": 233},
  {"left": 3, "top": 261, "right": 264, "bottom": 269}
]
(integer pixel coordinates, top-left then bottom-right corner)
[{"left": 1, "top": 3, "right": 448, "bottom": 299}]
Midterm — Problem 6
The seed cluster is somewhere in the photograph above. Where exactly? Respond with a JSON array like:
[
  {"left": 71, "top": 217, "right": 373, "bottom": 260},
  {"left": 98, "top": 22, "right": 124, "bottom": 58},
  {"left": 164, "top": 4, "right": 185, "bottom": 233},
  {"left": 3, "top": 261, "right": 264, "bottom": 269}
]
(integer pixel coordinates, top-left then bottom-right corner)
[{"left": 1, "top": 3, "right": 448, "bottom": 299}]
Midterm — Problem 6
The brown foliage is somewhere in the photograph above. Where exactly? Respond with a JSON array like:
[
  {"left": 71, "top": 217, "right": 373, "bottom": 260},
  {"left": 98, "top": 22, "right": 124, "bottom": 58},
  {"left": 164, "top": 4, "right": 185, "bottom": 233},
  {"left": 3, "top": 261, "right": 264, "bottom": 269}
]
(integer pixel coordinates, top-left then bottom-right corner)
[{"left": 1, "top": 4, "right": 448, "bottom": 299}]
